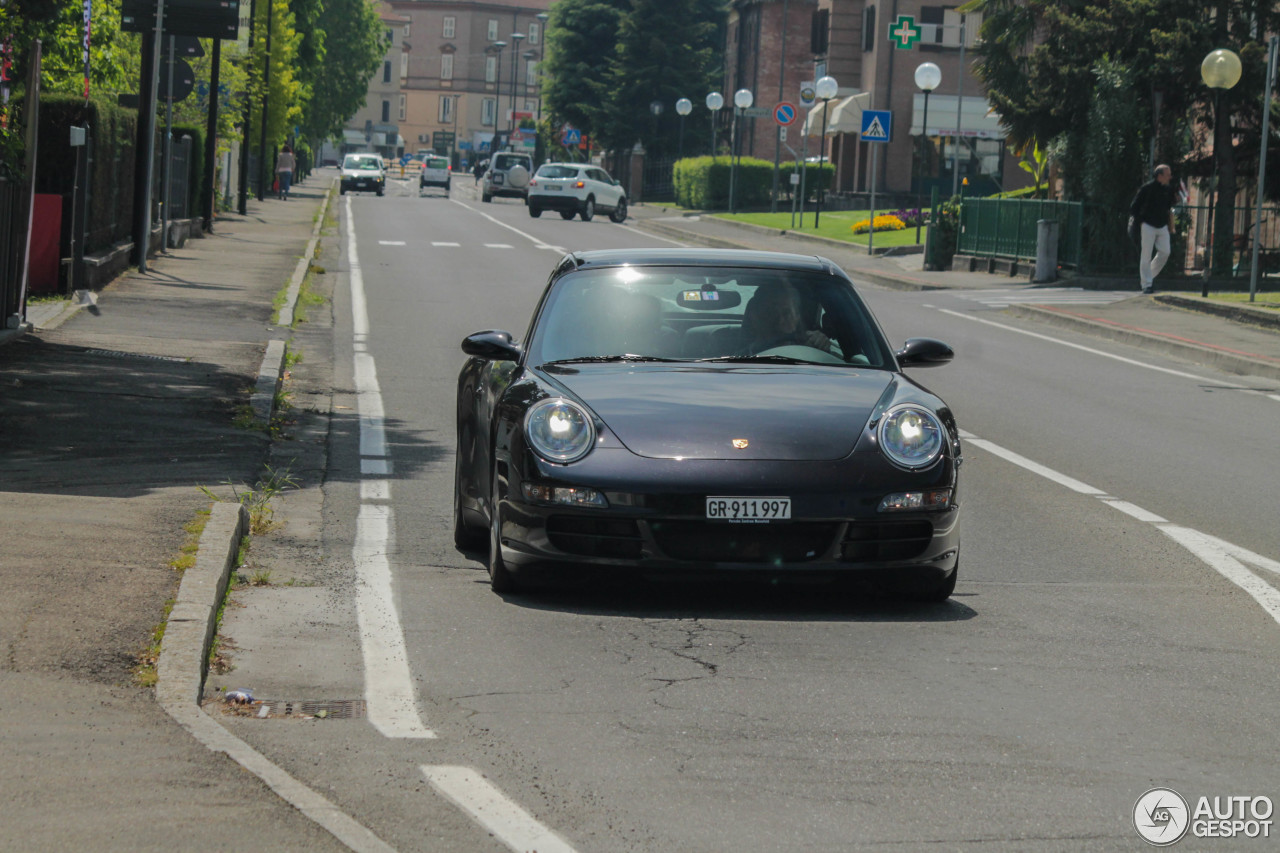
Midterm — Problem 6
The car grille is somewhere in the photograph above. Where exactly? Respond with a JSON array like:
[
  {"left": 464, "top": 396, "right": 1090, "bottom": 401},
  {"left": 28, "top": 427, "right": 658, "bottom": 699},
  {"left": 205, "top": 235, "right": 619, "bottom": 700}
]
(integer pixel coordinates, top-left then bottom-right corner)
[
  {"left": 649, "top": 521, "right": 839, "bottom": 564},
  {"left": 840, "top": 520, "right": 933, "bottom": 562},
  {"left": 546, "top": 516, "right": 643, "bottom": 559}
]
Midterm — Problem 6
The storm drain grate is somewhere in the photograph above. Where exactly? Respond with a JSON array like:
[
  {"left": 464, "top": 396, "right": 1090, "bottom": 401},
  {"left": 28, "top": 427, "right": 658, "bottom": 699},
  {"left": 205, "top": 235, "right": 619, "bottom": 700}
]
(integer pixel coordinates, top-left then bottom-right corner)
[{"left": 210, "top": 695, "right": 367, "bottom": 720}]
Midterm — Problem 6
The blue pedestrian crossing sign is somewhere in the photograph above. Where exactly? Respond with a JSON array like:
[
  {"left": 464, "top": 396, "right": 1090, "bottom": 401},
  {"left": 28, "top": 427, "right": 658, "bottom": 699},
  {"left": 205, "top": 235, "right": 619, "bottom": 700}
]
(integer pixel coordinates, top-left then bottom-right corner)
[
  {"left": 861, "top": 109, "right": 892, "bottom": 143},
  {"left": 562, "top": 127, "right": 582, "bottom": 145}
]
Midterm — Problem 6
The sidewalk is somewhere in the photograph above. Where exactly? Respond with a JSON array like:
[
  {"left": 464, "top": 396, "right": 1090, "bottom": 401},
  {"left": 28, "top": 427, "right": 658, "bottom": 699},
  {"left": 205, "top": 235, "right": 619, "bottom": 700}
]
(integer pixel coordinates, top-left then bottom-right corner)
[
  {"left": 1, "top": 182, "right": 1277, "bottom": 852},
  {"left": 0, "top": 176, "right": 353, "bottom": 851},
  {"left": 626, "top": 203, "right": 1280, "bottom": 382}
]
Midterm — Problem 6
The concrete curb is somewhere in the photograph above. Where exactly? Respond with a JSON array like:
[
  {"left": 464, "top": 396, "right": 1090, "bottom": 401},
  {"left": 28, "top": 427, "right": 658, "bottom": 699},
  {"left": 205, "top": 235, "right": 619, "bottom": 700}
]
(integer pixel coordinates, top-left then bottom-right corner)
[
  {"left": 156, "top": 501, "right": 395, "bottom": 853},
  {"left": 1005, "top": 303, "right": 1280, "bottom": 382},
  {"left": 1155, "top": 293, "right": 1280, "bottom": 332}
]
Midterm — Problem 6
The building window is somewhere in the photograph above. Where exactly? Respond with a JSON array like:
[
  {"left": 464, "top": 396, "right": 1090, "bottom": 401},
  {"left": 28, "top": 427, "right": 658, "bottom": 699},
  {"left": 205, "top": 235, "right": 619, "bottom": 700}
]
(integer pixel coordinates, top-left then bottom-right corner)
[
  {"left": 398, "top": 94, "right": 406, "bottom": 121},
  {"left": 441, "top": 53, "right": 454, "bottom": 80},
  {"left": 439, "top": 95, "right": 454, "bottom": 123},
  {"left": 443, "top": 16, "right": 455, "bottom": 38},
  {"left": 482, "top": 98, "right": 496, "bottom": 126},
  {"left": 382, "top": 100, "right": 391, "bottom": 123},
  {"left": 485, "top": 56, "right": 497, "bottom": 83},
  {"left": 386, "top": 29, "right": 394, "bottom": 44},
  {"left": 383, "top": 60, "right": 391, "bottom": 83},
  {"left": 400, "top": 53, "right": 408, "bottom": 79},
  {"left": 529, "top": 22, "right": 540, "bottom": 45},
  {"left": 403, "top": 23, "right": 410, "bottom": 37},
  {"left": 525, "top": 59, "right": 537, "bottom": 88},
  {"left": 920, "top": 8, "right": 982, "bottom": 47},
  {"left": 525, "top": 99, "right": 536, "bottom": 113},
  {"left": 487, "top": 19, "right": 498, "bottom": 41}
]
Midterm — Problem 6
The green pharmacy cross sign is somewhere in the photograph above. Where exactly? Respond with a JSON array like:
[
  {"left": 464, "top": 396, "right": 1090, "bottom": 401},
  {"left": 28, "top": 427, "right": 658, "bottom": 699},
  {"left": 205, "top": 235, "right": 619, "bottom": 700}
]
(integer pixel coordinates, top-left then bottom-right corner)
[{"left": 888, "top": 14, "right": 921, "bottom": 49}]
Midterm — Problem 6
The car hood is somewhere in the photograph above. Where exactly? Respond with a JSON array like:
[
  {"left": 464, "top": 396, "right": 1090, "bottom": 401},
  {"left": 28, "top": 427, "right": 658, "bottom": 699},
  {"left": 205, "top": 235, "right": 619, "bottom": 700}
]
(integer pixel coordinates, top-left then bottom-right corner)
[{"left": 540, "top": 364, "right": 893, "bottom": 461}]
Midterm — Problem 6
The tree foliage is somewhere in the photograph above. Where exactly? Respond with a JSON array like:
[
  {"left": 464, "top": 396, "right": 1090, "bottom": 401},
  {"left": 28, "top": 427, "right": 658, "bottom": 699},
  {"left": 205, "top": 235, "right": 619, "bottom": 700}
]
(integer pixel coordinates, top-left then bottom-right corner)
[{"left": 296, "top": 0, "right": 385, "bottom": 145}]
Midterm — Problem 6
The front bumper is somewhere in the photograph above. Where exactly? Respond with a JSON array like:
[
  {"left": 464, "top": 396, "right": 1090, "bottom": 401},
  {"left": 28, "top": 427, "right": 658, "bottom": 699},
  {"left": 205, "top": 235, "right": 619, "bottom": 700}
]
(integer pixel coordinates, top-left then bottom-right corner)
[
  {"left": 491, "top": 451, "right": 960, "bottom": 581},
  {"left": 342, "top": 176, "right": 384, "bottom": 191}
]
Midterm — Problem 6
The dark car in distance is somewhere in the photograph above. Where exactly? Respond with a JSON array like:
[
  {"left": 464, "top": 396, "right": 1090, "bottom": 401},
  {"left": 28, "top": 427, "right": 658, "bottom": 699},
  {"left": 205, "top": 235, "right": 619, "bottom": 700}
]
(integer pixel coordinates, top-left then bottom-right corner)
[{"left": 454, "top": 249, "right": 961, "bottom": 599}]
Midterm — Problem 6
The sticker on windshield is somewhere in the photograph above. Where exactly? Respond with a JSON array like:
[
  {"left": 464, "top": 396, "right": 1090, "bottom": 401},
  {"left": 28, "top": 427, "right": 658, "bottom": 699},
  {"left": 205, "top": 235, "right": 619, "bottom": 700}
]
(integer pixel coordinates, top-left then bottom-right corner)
[{"left": 682, "top": 290, "right": 720, "bottom": 302}]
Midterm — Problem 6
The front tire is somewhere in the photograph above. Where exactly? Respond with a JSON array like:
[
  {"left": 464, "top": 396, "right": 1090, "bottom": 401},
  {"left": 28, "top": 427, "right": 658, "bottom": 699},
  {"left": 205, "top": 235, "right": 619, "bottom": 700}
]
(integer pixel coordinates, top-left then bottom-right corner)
[
  {"left": 487, "top": 472, "right": 521, "bottom": 593},
  {"left": 609, "top": 197, "right": 628, "bottom": 223},
  {"left": 579, "top": 197, "right": 595, "bottom": 221}
]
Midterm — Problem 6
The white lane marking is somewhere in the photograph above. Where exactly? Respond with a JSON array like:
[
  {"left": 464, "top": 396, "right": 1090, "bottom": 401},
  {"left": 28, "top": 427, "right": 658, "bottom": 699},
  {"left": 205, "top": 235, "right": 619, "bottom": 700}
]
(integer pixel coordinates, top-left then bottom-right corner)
[
  {"left": 485, "top": 243, "right": 514, "bottom": 249},
  {"left": 421, "top": 766, "right": 579, "bottom": 853},
  {"left": 962, "top": 436, "right": 1104, "bottom": 495},
  {"left": 345, "top": 197, "right": 435, "bottom": 739},
  {"left": 354, "top": 505, "right": 434, "bottom": 738},
  {"left": 378, "top": 240, "right": 406, "bottom": 246},
  {"left": 619, "top": 221, "right": 689, "bottom": 246},
  {"left": 451, "top": 199, "right": 566, "bottom": 254},
  {"left": 964, "top": 427, "right": 1280, "bottom": 626},
  {"left": 431, "top": 241, "right": 460, "bottom": 247},
  {"left": 361, "top": 480, "right": 391, "bottom": 501},
  {"left": 939, "top": 308, "right": 1245, "bottom": 386}
]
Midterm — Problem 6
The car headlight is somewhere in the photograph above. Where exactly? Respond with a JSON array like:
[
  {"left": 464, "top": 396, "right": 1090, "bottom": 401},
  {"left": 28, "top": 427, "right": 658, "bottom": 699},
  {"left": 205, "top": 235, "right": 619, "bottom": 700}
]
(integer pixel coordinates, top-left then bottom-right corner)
[
  {"left": 525, "top": 398, "right": 595, "bottom": 463},
  {"left": 877, "top": 405, "right": 944, "bottom": 470}
]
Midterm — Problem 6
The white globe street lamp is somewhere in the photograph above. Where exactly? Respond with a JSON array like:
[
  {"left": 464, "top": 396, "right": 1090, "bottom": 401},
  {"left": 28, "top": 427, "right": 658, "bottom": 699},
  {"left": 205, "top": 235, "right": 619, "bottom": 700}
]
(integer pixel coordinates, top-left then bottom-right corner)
[
  {"left": 914, "top": 62, "right": 941, "bottom": 242},
  {"left": 676, "top": 98, "right": 692, "bottom": 160},
  {"left": 814, "top": 75, "right": 838, "bottom": 226},
  {"left": 706, "top": 91, "right": 724, "bottom": 157},
  {"left": 729, "top": 89, "right": 754, "bottom": 212},
  {"left": 1201, "top": 48, "right": 1242, "bottom": 292}
]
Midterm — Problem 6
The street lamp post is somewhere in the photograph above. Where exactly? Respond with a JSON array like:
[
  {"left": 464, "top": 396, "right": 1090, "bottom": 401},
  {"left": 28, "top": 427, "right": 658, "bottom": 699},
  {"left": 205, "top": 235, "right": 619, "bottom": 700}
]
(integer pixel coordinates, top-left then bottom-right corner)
[
  {"left": 535, "top": 12, "right": 549, "bottom": 123},
  {"left": 913, "top": 62, "right": 941, "bottom": 244},
  {"left": 489, "top": 41, "right": 506, "bottom": 154},
  {"left": 507, "top": 32, "right": 526, "bottom": 147},
  {"left": 1250, "top": 36, "right": 1278, "bottom": 303},
  {"left": 1201, "top": 47, "right": 1241, "bottom": 295},
  {"left": 706, "top": 91, "right": 724, "bottom": 157},
  {"left": 649, "top": 99, "right": 664, "bottom": 152},
  {"left": 814, "top": 75, "right": 838, "bottom": 227},
  {"left": 729, "top": 88, "right": 752, "bottom": 214},
  {"left": 676, "top": 98, "right": 692, "bottom": 161}
]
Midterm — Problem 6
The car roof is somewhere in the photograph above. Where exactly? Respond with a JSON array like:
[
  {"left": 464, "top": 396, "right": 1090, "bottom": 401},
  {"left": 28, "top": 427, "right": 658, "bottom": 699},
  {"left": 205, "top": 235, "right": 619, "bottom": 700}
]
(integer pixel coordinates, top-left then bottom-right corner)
[{"left": 564, "top": 248, "right": 841, "bottom": 275}]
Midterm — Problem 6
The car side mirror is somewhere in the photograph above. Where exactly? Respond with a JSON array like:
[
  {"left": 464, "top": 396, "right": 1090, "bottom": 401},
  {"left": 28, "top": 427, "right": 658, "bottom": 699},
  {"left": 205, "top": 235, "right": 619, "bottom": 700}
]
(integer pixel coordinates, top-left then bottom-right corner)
[
  {"left": 462, "top": 330, "right": 523, "bottom": 362},
  {"left": 895, "top": 337, "right": 953, "bottom": 367}
]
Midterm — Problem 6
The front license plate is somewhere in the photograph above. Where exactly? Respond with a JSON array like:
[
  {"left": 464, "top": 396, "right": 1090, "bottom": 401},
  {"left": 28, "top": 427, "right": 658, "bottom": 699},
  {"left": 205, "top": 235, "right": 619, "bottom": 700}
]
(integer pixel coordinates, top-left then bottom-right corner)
[{"left": 706, "top": 497, "right": 791, "bottom": 523}]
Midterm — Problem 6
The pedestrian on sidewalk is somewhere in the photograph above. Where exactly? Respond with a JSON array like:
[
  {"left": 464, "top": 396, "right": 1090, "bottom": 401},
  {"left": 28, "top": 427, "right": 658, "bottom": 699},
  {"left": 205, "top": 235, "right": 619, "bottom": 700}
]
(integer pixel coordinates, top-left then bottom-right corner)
[
  {"left": 275, "top": 144, "right": 297, "bottom": 200},
  {"left": 1129, "top": 164, "right": 1178, "bottom": 294}
]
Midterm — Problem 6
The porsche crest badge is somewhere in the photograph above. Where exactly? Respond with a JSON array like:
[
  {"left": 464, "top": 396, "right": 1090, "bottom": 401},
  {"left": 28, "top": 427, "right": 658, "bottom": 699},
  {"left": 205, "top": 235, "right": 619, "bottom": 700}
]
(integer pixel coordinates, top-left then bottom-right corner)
[{"left": 732, "top": 439, "right": 749, "bottom": 449}]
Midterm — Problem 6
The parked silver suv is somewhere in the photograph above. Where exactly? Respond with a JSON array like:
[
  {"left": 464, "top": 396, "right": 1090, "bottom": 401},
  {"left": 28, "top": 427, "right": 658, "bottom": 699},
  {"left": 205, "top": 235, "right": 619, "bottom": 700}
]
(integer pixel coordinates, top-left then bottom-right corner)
[{"left": 481, "top": 151, "right": 533, "bottom": 203}]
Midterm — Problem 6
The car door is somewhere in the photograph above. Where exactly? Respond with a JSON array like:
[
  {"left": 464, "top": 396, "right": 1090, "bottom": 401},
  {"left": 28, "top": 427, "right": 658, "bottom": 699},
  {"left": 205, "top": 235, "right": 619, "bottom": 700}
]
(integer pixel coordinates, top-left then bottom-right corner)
[{"left": 590, "top": 169, "right": 621, "bottom": 209}]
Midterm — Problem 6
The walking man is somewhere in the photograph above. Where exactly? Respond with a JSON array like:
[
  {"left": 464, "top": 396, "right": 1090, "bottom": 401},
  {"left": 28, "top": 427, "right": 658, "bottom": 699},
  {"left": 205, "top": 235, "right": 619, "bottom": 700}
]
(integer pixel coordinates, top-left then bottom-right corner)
[{"left": 1129, "top": 164, "right": 1179, "bottom": 294}]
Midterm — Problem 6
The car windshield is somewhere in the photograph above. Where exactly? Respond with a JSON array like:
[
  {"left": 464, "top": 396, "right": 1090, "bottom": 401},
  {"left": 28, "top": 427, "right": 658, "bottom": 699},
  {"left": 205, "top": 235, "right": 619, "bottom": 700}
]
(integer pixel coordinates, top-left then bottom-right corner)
[
  {"left": 493, "top": 154, "right": 527, "bottom": 171},
  {"left": 345, "top": 156, "right": 381, "bottom": 170},
  {"left": 537, "top": 165, "right": 579, "bottom": 179},
  {"left": 528, "top": 266, "right": 895, "bottom": 368}
]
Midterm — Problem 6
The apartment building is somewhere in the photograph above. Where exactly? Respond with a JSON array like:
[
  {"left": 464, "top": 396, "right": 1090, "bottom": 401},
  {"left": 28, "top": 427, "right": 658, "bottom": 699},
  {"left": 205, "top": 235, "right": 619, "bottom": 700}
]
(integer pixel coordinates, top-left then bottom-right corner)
[
  {"left": 726, "top": 0, "right": 1029, "bottom": 200},
  {"left": 339, "top": 4, "right": 412, "bottom": 159},
  {"left": 388, "top": 0, "right": 553, "bottom": 168}
]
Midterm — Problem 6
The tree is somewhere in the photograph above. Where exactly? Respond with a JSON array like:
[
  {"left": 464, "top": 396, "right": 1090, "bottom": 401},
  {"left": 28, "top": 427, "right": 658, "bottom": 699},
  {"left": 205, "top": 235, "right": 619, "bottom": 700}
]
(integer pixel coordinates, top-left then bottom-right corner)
[
  {"left": 541, "top": 0, "right": 623, "bottom": 153},
  {"left": 296, "top": 0, "right": 384, "bottom": 147}
]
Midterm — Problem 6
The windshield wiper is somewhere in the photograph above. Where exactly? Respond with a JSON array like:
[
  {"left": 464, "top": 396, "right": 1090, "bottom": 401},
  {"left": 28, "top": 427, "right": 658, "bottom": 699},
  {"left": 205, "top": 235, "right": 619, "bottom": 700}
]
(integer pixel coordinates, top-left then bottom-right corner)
[
  {"left": 696, "top": 354, "right": 813, "bottom": 365},
  {"left": 541, "top": 355, "right": 687, "bottom": 365}
]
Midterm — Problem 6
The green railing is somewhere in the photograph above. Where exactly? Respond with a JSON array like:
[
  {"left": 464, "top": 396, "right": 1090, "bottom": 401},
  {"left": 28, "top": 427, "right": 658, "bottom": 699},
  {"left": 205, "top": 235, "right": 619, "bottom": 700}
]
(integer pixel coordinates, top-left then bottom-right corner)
[{"left": 957, "top": 198, "right": 1085, "bottom": 267}]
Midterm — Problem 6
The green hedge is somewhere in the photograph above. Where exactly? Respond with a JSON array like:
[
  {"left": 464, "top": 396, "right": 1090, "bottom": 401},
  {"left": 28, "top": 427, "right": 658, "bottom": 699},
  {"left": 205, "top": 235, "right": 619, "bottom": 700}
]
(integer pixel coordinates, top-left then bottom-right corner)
[
  {"left": 673, "top": 156, "right": 833, "bottom": 210},
  {"left": 36, "top": 94, "right": 139, "bottom": 255}
]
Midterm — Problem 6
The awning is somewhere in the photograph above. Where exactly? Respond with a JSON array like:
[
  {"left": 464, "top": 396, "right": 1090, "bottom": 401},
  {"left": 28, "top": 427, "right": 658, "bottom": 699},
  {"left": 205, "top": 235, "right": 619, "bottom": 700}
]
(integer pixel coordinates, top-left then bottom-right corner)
[
  {"left": 910, "top": 94, "right": 1005, "bottom": 138},
  {"left": 801, "top": 92, "right": 870, "bottom": 138}
]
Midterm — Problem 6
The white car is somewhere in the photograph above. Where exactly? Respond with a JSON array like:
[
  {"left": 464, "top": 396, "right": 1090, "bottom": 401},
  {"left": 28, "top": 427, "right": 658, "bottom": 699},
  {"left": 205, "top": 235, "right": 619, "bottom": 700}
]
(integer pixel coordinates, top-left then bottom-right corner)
[
  {"left": 526, "top": 163, "right": 628, "bottom": 222},
  {"left": 419, "top": 154, "right": 451, "bottom": 194},
  {"left": 340, "top": 153, "right": 385, "bottom": 196}
]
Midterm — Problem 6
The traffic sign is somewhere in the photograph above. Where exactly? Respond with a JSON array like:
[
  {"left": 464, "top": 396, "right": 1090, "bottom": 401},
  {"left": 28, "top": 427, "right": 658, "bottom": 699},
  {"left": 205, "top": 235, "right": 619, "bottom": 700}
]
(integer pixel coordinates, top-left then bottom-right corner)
[
  {"left": 799, "top": 83, "right": 816, "bottom": 108},
  {"left": 562, "top": 127, "right": 581, "bottom": 145},
  {"left": 861, "top": 109, "right": 892, "bottom": 142},
  {"left": 774, "top": 102, "right": 797, "bottom": 126},
  {"left": 888, "top": 14, "right": 921, "bottom": 49}
]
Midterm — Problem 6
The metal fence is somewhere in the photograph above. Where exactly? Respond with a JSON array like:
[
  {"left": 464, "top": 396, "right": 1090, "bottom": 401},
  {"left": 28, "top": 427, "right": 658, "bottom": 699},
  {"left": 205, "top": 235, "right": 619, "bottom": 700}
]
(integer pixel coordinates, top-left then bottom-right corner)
[
  {"left": 957, "top": 198, "right": 1085, "bottom": 267},
  {"left": 0, "top": 177, "right": 28, "bottom": 325},
  {"left": 641, "top": 155, "right": 677, "bottom": 202}
]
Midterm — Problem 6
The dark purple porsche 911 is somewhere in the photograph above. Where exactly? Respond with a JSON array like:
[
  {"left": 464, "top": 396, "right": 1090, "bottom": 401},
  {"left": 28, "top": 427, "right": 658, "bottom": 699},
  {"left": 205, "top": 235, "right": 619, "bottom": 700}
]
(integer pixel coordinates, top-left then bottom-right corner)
[{"left": 454, "top": 249, "right": 961, "bottom": 599}]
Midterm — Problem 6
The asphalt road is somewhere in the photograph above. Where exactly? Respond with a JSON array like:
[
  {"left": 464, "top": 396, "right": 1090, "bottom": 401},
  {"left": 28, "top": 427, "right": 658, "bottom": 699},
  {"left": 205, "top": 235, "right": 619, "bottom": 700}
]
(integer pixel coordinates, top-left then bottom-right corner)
[{"left": 213, "top": 176, "right": 1280, "bottom": 852}]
